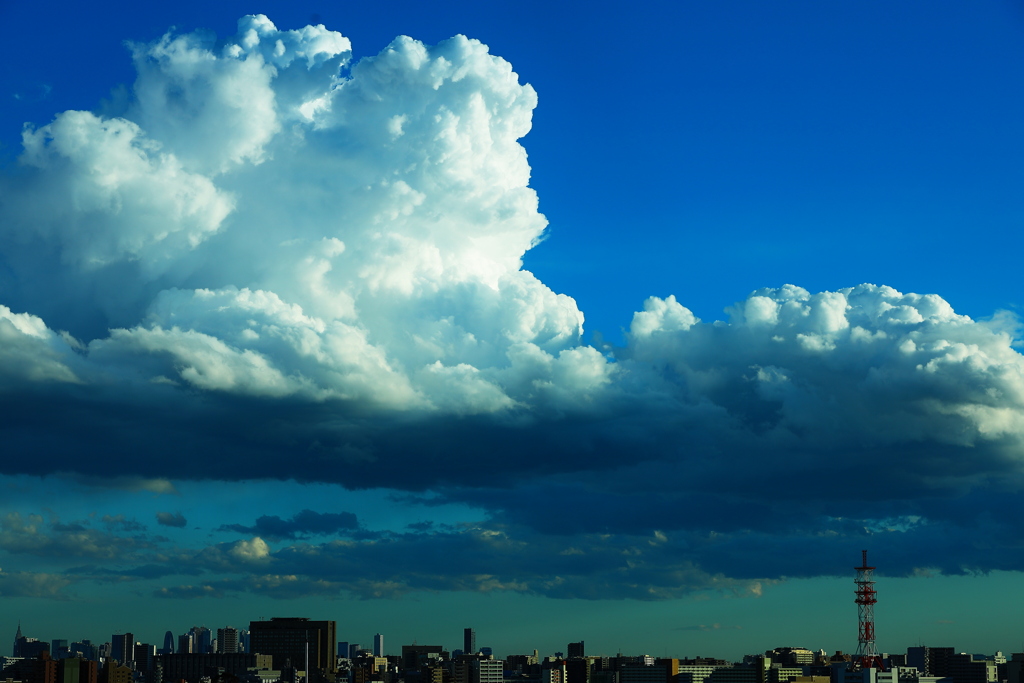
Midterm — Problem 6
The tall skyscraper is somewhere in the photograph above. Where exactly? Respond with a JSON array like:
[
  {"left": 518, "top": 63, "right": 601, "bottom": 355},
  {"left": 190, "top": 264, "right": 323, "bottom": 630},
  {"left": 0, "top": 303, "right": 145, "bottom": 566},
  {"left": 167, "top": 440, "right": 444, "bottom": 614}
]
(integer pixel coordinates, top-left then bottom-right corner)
[
  {"left": 249, "top": 617, "right": 336, "bottom": 683},
  {"left": 51, "top": 640, "right": 69, "bottom": 659},
  {"left": 162, "top": 632, "right": 175, "bottom": 656},
  {"left": 13, "top": 622, "right": 23, "bottom": 658},
  {"left": 110, "top": 634, "right": 134, "bottom": 665},
  {"left": 568, "top": 642, "right": 585, "bottom": 659},
  {"left": 402, "top": 645, "right": 444, "bottom": 670},
  {"left": 134, "top": 643, "right": 155, "bottom": 672},
  {"left": 71, "top": 640, "right": 98, "bottom": 661},
  {"left": 463, "top": 629, "right": 476, "bottom": 655},
  {"left": 190, "top": 627, "right": 211, "bottom": 655},
  {"left": 373, "top": 634, "right": 384, "bottom": 658},
  {"left": 218, "top": 628, "right": 239, "bottom": 654}
]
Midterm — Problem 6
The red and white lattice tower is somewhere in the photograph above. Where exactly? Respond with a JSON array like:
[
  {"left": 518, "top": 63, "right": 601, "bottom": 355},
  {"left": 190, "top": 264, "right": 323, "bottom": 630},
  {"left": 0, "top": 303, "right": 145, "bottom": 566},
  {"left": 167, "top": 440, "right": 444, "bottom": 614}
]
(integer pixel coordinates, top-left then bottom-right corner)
[{"left": 854, "top": 550, "right": 885, "bottom": 670}]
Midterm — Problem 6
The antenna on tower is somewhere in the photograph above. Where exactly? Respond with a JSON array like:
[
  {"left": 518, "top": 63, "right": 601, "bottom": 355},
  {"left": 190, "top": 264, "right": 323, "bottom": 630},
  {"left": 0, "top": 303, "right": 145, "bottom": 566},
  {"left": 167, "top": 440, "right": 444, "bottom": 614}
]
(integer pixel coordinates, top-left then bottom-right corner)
[{"left": 854, "top": 550, "right": 885, "bottom": 671}]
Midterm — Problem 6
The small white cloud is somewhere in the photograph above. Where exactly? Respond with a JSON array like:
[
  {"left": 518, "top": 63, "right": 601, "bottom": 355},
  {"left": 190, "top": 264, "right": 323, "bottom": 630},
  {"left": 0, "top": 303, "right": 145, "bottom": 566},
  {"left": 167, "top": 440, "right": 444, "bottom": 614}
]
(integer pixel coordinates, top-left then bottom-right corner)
[{"left": 229, "top": 537, "right": 272, "bottom": 562}]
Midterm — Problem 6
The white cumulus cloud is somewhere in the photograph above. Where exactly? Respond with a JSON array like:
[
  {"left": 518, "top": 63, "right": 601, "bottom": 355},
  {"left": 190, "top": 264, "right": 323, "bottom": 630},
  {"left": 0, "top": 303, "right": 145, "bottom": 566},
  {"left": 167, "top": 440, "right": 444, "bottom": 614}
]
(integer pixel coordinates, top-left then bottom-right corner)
[{"left": 1, "top": 15, "right": 1024, "bottom": 597}]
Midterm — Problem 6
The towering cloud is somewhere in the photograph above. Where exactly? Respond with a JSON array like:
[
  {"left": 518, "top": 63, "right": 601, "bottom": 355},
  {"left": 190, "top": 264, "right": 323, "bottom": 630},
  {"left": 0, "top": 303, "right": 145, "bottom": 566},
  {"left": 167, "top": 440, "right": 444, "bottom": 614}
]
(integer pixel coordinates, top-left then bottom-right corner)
[{"left": 1, "top": 15, "right": 1023, "bottom": 599}]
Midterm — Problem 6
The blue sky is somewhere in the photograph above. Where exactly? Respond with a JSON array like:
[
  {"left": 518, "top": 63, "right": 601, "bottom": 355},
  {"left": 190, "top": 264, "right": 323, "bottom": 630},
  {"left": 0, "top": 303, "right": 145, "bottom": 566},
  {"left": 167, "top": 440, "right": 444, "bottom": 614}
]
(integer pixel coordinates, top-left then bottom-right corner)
[{"left": 2, "top": 0, "right": 1024, "bottom": 662}]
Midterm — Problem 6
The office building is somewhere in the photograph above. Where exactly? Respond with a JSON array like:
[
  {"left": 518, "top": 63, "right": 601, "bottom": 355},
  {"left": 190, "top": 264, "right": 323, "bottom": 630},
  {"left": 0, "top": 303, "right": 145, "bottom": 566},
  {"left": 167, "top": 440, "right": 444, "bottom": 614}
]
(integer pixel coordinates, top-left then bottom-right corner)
[
  {"left": 190, "top": 628, "right": 211, "bottom": 656},
  {"left": 621, "top": 663, "right": 672, "bottom": 683},
  {"left": 218, "top": 628, "right": 239, "bottom": 655},
  {"left": 58, "top": 657, "right": 97, "bottom": 683},
  {"left": 157, "top": 653, "right": 273, "bottom": 683},
  {"left": 543, "top": 662, "right": 567, "bottom": 683},
  {"left": 566, "top": 658, "right": 590, "bottom": 683},
  {"left": 98, "top": 660, "right": 131, "bottom": 683},
  {"left": 249, "top": 617, "right": 336, "bottom": 682},
  {"left": 373, "top": 635, "right": 384, "bottom": 658},
  {"left": 6, "top": 651, "right": 58, "bottom": 683},
  {"left": 133, "top": 644, "right": 155, "bottom": 673},
  {"left": 907, "top": 648, "right": 954, "bottom": 679},
  {"left": 948, "top": 654, "right": 998, "bottom": 683},
  {"left": 402, "top": 645, "right": 445, "bottom": 671},
  {"left": 110, "top": 635, "right": 133, "bottom": 666},
  {"left": 70, "top": 642, "right": 98, "bottom": 662},
  {"left": 464, "top": 630, "right": 476, "bottom": 655},
  {"left": 478, "top": 659, "right": 503, "bottom": 683}
]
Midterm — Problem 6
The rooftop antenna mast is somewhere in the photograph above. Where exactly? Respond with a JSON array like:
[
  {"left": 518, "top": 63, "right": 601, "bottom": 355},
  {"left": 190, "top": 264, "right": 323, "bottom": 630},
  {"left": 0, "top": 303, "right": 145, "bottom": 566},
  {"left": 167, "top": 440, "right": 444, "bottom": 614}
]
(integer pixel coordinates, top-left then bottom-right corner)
[{"left": 854, "top": 550, "right": 885, "bottom": 670}]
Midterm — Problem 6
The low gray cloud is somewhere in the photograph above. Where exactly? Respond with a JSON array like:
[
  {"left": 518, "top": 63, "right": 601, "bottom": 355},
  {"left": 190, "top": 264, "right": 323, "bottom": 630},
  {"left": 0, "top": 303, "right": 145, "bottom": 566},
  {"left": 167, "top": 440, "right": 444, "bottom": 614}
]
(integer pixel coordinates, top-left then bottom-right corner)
[
  {"left": 154, "top": 584, "right": 225, "bottom": 600},
  {"left": 156, "top": 511, "right": 187, "bottom": 528},
  {"left": 102, "top": 514, "right": 146, "bottom": 532},
  {"left": 0, "top": 513, "right": 156, "bottom": 562},
  {"left": 0, "top": 570, "right": 73, "bottom": 598}
]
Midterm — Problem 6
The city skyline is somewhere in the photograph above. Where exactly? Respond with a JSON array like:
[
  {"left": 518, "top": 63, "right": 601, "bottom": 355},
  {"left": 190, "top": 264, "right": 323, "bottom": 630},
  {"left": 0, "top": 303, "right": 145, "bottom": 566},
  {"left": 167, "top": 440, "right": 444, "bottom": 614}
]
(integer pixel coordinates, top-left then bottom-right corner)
[
  {"left": 6, "top": 565, "right": 1024, "bottom": 662},
  {"left": 8, "top": 618, "right": 1023, "bottom": 663},
  {"left": 2, "top": 0, "right": 1024, "bottom": 662}
]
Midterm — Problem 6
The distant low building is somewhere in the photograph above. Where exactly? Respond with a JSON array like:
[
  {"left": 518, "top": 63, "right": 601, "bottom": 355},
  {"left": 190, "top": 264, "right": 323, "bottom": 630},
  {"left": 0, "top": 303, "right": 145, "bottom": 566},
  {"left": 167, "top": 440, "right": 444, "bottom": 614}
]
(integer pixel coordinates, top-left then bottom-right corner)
[{"left": 157, "top": 653, "right": 273, "bottom": 683}]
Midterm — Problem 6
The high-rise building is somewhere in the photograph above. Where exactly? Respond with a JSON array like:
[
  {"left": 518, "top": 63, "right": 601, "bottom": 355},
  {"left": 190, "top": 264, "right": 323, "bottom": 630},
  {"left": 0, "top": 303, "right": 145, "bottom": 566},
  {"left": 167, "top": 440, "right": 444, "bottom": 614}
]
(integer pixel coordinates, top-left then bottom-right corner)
[
  {"left": 947, "top": 653, "right": 997, "bottom": 683},
  {"left": 20, "top": 639, "right": 50, "bottom": 659},
  {"left": 70, "top": 641, "right": 98, "bottom": 661},
  {"left": 13, "top": 622, "right": 23, "bottom": 658},
  {"left": 58, "top": 656, "right": 98, "bottom": 683},
  {"left": 543, "top": 662, "right": 567, "bottom": 683},
  {"left": 568, "top": 643, "right": 585, "bottom": 660},
  {"left": 189, "top": 628, "right": 211, "bottom": 656},
  {"left": 6, "top": 650, "right": 58, "bottom": 683},
  {"left": 99, "top": 659, "right": 132, "bottom": 683},
  {"left": 110, "top": 635, "right": 133, "bottom": 666},
  {"left": 217, "top": 629, "right": 239, "bottom": 655},
  {"left": 161, "top": 633, "right": 175, "bottom": 657},
  {"left": 907, "top": 647, "right": 954, "bottom": 678},
  {"left": 402, "top": 645, "right": 445, "bottom": 671},
  {"left": 464, "top": 629, "right": 476, "bottom": 655},
  {"left": 338, "top": 643, "right": 349, "bottom": 660},
  {"left": 248, "top": 618, "right": 336, "bottom": 683},
  {"left": 373, "top": 634, "right": 384, "bottom": 658},
  {"left": 566, "top": 658, "right": 590, "bottom": 683},
  {"left": 177, "top": 634, "right": 193, "bottom": 655},
  {"left": 133, "top": 644, "right": 155, "bottom": 673},
  {"left": 350, "top": 644, "right": 361, "bottom": 660},
  {"left": 156, "top": 652, "right": 272, "bottom": 683},
  {"left": 477, "top": 660, "right": 503, "bottom": 683},
  {"left": 620, "top": 663, "right": 672, "bottom": 683}
]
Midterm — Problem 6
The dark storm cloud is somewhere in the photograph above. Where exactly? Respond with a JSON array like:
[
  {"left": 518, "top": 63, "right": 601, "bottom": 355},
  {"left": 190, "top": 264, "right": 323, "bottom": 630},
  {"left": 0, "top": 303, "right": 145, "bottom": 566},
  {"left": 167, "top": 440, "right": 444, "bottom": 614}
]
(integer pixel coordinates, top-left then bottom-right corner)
[{"left": 218, "top": 509, "right": 361, "bottom": 540}]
